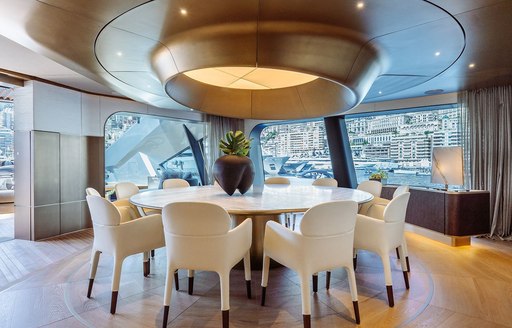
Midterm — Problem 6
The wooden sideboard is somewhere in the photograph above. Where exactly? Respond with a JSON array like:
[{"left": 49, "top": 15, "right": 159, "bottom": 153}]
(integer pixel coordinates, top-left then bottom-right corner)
[{"left": 382, "top": 186, "right": 490, "bottom": 246}]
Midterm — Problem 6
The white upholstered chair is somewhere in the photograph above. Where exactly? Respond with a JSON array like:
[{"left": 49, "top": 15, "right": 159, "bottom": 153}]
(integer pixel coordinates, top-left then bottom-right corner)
[
  {"left": 312, "top": 177, "right": 338, "bottom": 187},
  {"left": 365, "top": 185, "right": 411, "bottom": 271},
  {"left": 353, "top": 192, "right": 411, "bottom": 307},
  {"left": 86, "top": 187, "right": 137, "bottom": 222},
  {"left": 162, "top": 178, "right": 190, "bottom": 189},
  {"left": 113, "top": 181, "right": 143, "bottom": 217},
  {"left": 85, "top": 195, "right": 165, "bottom": 314},
  {"left": 264, "top": 176, "right": 291, "bottom": 185},
  {"left": 161, "top": 202, "right": 252, "bottom": 328},
  {"left": 261, "top": 201, "right": 360, "bottom": 327},
  {"left": 357, "top": 180, "right": 383, "bottom": 216},
  {"left": 264, "top": 177, "right": 295, "bottom": 228}
]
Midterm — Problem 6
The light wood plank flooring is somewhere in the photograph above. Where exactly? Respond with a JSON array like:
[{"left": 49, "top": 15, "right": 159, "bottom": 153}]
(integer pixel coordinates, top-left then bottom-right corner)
[
  {"left": 0, "top": 230, "right": 510, "bottom": 327},
  {"left": 0, "top": 213, "right": 14, "bottom": 243},
  {"left": 0, "top": 226, "right": 93, "bottom": 290}
]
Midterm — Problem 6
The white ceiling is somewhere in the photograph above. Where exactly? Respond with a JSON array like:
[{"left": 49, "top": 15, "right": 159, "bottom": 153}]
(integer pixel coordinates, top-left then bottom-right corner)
[{"left": 0, "top": 34, "right": 118, "bottom": 95}]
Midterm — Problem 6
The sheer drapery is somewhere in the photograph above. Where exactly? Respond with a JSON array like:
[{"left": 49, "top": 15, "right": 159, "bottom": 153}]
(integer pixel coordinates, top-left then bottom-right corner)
[
  {"left": 206, "top": 114, "right": 244, "bottom": 184},
  {"left": 459, "top": 85, "right": 512, "bottom": 239}
]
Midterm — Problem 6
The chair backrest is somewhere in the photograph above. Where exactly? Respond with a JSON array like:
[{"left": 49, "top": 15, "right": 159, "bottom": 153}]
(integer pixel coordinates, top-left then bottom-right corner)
[
  {"left": 162, "top": 202, "right": 231, "bottom": 236},
  {"left": 114, "top": 182, "right": 139, "bottom": 200},
  {"left": 300, "top": 201, "right": 358, "bottom": 237},
  {"left": 357, "top": 180, "right": 382, "bottom": 197},
  {"left": 312, "top": 178, "right": 338, "bottom": 187},
  {"left": 86, "top": 187, "right": 101, "bottom": 197},
  {"left": 264, "top": 177, "right": 291, "bottom": 185},
  {"left": 86, "top": 195, "right": 121, "bottom": 226},
  {"left": 162, "top": 178, "right": 190, "bottom": 189},
  {"left": 383, "top": 192, "right": 410, "bottom": 223},
  {"left": 393, "top": 185, "right": 410, "bottom": 198}
]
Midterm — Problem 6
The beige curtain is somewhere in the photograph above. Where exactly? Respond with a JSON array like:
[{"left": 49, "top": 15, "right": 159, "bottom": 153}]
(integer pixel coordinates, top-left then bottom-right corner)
[
  {"left": 206, "top": 114, "right": 244, "bottom": 184},
  {"left": 459, "top": 85, "right": 512, "bottom": 239}
]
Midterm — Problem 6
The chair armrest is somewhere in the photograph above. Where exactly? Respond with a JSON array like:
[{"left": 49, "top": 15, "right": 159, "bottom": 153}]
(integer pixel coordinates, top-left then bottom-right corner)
[
  {"left": 354, "top": 214, "right": 386, "bottom": 250},
  {"left": 372, "top": 196, "right": 390, "bottom": 206},
  {"left": 113, "top": 199, "right": 131, "bottom": 208},
  {"left": 116, "top": 214, "right": 165, "bottom": 255},
  {"left": 226, "top": 219, "right": 253, "bottom": 263},
  {"left": 264, "top": 221, "right": 305, "bottom": 270}
]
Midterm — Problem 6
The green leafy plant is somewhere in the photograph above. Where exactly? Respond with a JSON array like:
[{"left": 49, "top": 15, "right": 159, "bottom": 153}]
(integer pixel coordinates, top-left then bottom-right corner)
[
  {"left": 369, "top": 169, "right": 388, "bottom": 180},
  {"left": 219, "top": 130, "right": 251, "bottom": 156}
]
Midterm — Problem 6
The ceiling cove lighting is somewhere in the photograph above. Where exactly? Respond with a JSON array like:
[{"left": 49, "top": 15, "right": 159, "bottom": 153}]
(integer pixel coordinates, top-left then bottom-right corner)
[
  {"left": 184, "top": 67, "right": 318, "bottom": 90},
  {"left": 94, "top": 0, "right": 465, "bottom": 119}
]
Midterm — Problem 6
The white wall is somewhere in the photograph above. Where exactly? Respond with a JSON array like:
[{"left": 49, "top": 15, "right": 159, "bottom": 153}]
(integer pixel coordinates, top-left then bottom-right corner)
[{"left": 13, "top": 80, "right": 204, "bottom": 240}]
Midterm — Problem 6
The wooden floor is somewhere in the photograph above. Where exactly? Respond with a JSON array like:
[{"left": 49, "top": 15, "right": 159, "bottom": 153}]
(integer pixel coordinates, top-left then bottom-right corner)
[
  {"left": 0, "top": 223, "right": 93, "bottom": 290},
  {"left": 0, "top": 230, "right": 510, "bottom": 327},
  {"left": 0, "top": 213, "right": 14, "bottom": 243}
]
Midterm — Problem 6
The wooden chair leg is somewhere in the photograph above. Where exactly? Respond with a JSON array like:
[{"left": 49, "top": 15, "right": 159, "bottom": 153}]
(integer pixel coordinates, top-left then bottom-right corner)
[
  {"left": 326, "top": 271, "right": 331, "bottom": 290},
  {"left": 246, "top": 280, "right": 252, "bottom": 299},
  {"left": 303, "top": 314, "right": 311, "bottom": 328},
  {"left": 174, "top": 270, "right": 179, "bottom": 290},
  {"left": 386, "top": 285, "right": 394, "bottom": 307},
  {"left": 222, "top": 310, "right": 229, "bottom": 328},
  {"left": 403, "top": 271, "right": 410, "bottom": 289},
  {"left": 143, "top": 261, "right": 150, "bottom": 277},
  {"left": 353, "top": 300, "right": 361, "bottom": 324},
  {"left": 406, "top": 256, "right": 411, "bottom": 272},
  {"left": 87, "top": 279, "right": 94, "bottom": 298},
  {"left": 162, "top": 305, "right": 169, "bottom": 328},
  {"left": 260, "top": 286, "right": 267, "bottom": 306},
  {"left": 188, "top": 276, "right": 194, "bottom": 295},
  {"left": 312, "top": 274, "right": 318, "bottom": 293},
  {"left": 110, "top": 291, "right": 119, "bottom": 314}
]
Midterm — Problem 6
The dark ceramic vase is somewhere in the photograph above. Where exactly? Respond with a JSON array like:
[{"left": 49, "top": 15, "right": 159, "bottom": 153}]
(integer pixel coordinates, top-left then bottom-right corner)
[{"left": 213, "top": 155, "right": 255, "bottom": 196}]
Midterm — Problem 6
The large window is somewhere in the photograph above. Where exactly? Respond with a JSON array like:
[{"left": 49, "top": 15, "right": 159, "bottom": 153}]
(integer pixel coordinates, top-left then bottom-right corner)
[
  {"left": 260, "top": 120, "right": 332, "bottom": 184},
  {"left": 0, "top": 101, "right": 14, "bottom": 190},
  {"left": 346, "top": 105, "right": 461, "bottom": 188},
  {"left": 105, "top": 113, "right": 207, "bottom": 188}
]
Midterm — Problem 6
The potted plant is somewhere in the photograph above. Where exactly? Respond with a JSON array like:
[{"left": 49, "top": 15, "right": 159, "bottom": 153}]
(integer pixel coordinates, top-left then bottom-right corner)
[
  {"left": 213, "top": 130, "right": 255, "bottom": 195},
  {"left": 369, "top": 170, "right": 388, "bottom": 184}
]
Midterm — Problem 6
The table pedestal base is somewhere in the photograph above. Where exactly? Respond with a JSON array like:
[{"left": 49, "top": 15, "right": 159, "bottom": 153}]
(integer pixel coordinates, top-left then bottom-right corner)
[{"left": 232, "top": 214, "right": 282, "bottom": 270}]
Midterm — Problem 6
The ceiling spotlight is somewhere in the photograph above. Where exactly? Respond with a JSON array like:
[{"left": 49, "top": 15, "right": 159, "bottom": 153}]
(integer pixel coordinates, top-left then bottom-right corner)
[
  {"left": 378, "top": 91, "right": 382, "bottom": 94},
  {"left": 190, "top": 108, "right": 194, "bottom": 111},
  {"left": 468, "top": 63, "right": 476, "bottom": 68},
  {"left": 356, "top": 2, "right": 364, "bottom": 9},
  {"left": 435, "top": 51, "right": 441, "bottom": 56},
  {"left": 180, "top": 8, "right": 188, "bottom": 16},
  {"left": 116, "top": 51, "right": 123, "bottom": 57}
]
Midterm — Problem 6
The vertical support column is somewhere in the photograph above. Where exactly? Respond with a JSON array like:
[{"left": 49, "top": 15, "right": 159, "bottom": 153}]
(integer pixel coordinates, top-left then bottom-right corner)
[{"left": 324, "top": 116, "right": 357, "bottom": 188}]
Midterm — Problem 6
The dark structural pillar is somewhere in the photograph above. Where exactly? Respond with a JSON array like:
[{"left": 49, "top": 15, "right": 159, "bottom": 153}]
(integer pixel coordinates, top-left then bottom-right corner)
[{"left": 324, "top": 116, "right": 357, "bottom": 188}]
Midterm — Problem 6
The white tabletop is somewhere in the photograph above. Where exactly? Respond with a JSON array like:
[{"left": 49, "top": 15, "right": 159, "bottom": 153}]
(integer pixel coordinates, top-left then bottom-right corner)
[{"left": 130, "top": 185, "right": 373, "bottom": 215}]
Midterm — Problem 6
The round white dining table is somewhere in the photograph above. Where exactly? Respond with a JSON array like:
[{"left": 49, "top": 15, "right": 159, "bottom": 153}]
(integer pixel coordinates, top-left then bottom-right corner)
[{"left": 130, "top": 184, "right": 373, "bottom": 268}]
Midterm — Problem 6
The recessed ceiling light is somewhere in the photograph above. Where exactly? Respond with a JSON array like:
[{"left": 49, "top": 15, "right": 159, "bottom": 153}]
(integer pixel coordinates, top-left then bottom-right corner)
[
  {"left": 180, "top": 8, "right": 187, "bottom": 16},
  {"left": 435, "top": 51, "right": 441, "bottom": 56},
  {"left": 356, "top": 2, "right": 364, "bottom": 9},
  {"left": 190, "top": 108, "right": 194, "bottom": 111},
  {"left": 378, "top": 91, "right": 382, "bottom": 94},
  {"left": 116, "top": 51, "right": 123, "bottom": 56},
  {"left": 468, "top": 63, "right": 476, "bottom": 68},
  {"left": 147, "top": 85, "right": 151, "bottom": 88}
]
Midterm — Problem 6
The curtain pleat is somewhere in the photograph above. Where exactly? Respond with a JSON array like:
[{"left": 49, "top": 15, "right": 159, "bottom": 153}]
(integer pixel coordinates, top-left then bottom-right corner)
[
  {"left": 459, "top": 85, "right": 512, "bottom": 239},
  {"left": 205, "top": 114, "right": 244, "bottom": 184}
]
